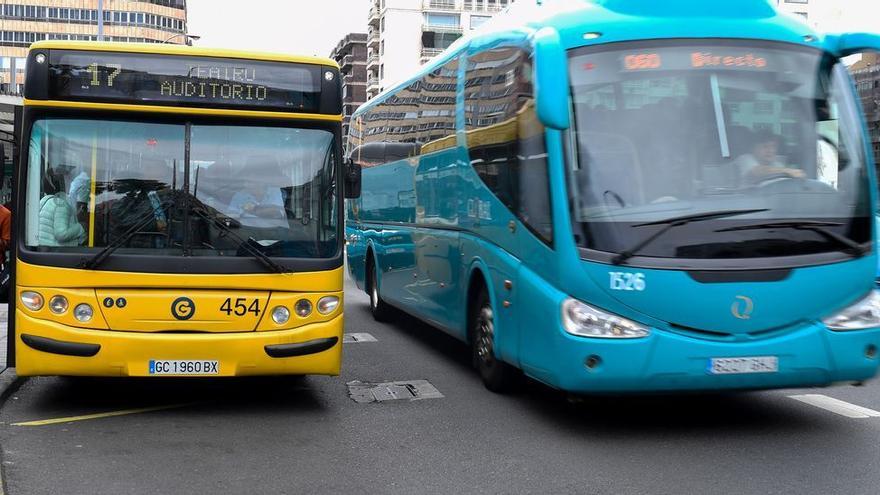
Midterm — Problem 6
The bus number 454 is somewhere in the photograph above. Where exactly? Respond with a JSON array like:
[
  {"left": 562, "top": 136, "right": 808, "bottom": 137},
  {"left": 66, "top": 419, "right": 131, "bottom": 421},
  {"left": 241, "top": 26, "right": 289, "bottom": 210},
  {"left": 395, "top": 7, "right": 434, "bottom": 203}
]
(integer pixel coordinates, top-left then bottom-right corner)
[
  {"left": 609, "top": 272, "right": 646, "bottom": 292},
  {"left": 220, "top": 298, "right": 261, "bottom": 317}
]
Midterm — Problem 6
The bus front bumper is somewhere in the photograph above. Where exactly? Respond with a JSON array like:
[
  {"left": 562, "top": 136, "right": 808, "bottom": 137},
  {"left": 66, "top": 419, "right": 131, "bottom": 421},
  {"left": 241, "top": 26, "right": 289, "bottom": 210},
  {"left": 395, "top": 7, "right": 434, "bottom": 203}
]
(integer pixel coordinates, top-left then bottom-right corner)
[
  {"left": 522, "top": 323, "right": 880, "bottom": 393},
  {"left": 14, "top": 312, "right": 343, "bottom": 377}
]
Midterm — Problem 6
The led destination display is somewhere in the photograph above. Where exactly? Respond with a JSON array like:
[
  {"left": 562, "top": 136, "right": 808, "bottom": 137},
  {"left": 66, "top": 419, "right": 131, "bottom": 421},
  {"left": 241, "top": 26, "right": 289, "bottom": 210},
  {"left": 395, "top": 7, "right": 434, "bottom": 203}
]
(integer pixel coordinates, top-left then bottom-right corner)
[{"left": 46, "top": 50, "right": 324, "bottom": 112}]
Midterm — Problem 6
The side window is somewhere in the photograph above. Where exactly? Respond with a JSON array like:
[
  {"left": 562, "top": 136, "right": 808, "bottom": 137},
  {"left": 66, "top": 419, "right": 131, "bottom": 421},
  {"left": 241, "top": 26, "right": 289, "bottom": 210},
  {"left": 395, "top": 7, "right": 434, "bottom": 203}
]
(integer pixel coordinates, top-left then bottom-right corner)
[
  {"left": 465, "top": 47, "right": 552, "bottom": 244},
  {"left": 419, "top": 58, "right": 458, "bottom": 153}
]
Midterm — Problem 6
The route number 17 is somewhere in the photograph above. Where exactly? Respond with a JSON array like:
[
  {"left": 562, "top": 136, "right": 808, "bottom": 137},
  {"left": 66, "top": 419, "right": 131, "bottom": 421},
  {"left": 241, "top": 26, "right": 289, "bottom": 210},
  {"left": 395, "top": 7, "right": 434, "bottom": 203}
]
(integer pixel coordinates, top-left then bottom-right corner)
[
  {"left": 87, "top": 63, "right": 122, "bottom": 87},
  {"left": 609, "top": 272, "right": 646, "bottom": 291}
]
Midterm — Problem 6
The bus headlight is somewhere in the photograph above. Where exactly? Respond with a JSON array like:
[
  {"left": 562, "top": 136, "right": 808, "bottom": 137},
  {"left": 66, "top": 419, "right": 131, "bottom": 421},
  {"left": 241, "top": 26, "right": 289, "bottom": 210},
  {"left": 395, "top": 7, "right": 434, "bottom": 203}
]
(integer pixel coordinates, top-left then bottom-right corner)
[
  {"left": 20, "top": 291, "right": 44, "bottom": 311},
  {"left": 823, "top": 291, "right": 880, "bottom": 331},
  {"left": 73, "top": 303, "right": 94, "bottom": 322},
  {"left": 317, "top": 296, "right": 340, "bottom": 315},
  {"left": 294, "top": 299, "right": 312, "bottom": 318},
  {"left": 561, "top": 298, "right": 650, "bottom": 338},
  {"left": 49, "top": 295, "right": 69, "bottom": 314},
  {"left": 271, "top": 306, "right": 290, "bottom": 325}
]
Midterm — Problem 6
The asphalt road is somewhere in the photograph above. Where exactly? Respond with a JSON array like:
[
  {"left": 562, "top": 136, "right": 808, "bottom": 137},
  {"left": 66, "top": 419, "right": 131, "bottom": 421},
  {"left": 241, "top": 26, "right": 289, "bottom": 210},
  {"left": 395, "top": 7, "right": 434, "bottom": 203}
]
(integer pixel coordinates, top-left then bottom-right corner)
[{"left": 1, "top": 274, "right": 880, "bottom": 494}]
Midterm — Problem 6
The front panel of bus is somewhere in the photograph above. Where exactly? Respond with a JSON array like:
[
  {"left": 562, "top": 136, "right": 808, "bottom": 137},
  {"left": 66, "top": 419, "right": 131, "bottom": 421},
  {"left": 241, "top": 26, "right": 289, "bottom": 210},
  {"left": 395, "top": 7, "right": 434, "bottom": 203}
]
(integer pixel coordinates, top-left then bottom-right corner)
[
  {"left": 13, "top": 43, "right": 345, "bottom": 377},
  {"left": 518, "top": 33, "right": 880, "bottom": 392}
]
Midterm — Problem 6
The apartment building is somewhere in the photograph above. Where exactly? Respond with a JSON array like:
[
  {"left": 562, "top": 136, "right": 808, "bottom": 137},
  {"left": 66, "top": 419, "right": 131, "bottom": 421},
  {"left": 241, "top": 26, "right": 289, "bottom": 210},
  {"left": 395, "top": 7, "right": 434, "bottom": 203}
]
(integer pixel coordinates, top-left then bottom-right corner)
[
  {"left": 851, "top": 53, "right": 880, "bottom": 170},
  {"left": 1, "top": 0, "right": 189, "bottom": 95},
  {"left": 366, "top": 0, "right": 514, "bottom": 100},
  {"left": 330, "top": 32, "right": 368, "bottom": 146}
]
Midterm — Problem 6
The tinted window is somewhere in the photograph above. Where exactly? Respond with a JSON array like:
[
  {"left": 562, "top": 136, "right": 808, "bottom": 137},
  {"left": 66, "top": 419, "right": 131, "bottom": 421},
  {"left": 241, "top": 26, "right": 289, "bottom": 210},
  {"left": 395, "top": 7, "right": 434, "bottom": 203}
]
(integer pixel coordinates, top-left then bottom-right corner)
[{"left": 465, "top": 47, "right": 552, "bottom": 243}]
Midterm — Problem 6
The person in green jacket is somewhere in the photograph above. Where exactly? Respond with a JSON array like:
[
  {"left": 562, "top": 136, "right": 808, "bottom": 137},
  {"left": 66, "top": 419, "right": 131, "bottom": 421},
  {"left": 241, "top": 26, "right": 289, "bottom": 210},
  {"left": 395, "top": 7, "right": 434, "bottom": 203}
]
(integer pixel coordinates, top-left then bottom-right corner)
[{"left": 38, "top": 166, "right": 85, "bottom": 247}]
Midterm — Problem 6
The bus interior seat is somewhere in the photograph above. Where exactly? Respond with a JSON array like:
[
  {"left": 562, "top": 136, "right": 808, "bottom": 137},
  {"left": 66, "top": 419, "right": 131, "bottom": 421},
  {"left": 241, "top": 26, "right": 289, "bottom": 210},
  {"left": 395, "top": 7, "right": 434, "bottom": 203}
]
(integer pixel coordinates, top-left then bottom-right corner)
[{"left": 700, "top": 125, "right": 754, "bottom": 191}]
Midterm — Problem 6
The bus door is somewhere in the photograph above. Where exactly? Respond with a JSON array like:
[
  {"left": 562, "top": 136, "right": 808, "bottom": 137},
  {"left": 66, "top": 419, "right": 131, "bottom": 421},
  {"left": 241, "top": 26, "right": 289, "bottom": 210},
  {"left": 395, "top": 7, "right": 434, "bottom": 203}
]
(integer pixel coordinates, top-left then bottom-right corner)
[{"left": 412, "top": 151, "right": 462, "bottom": 331}]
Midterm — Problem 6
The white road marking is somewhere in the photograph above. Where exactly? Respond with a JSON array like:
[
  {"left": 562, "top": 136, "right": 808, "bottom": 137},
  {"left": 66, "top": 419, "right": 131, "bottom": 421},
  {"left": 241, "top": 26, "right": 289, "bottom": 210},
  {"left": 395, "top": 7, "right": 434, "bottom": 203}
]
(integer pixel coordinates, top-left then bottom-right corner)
[
  {"left": 788, "top": 394, "right": 880, "bottom": 418},
  {"left": 343, "top": 333, "right": 378, "bottom": 343}
]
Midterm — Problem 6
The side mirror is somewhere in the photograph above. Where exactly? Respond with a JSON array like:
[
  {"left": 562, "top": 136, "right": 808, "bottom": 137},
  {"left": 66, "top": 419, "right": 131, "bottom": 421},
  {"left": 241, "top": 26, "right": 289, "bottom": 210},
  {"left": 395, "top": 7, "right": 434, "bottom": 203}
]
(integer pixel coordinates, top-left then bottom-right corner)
[
  {"left": 344, "top": 159, "right": 362, "bottom": 199},
  {"left": 533, "top": 27, "right": 570, "bottom": 130},
  {"left": 826, "top": 32, "right": 880, "bottom": 57}
]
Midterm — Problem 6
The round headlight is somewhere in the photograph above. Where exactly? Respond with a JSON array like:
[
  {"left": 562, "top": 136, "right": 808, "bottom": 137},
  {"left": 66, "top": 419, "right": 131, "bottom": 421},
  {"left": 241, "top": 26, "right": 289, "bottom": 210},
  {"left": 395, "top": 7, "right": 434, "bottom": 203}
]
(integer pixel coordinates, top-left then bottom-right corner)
[
  {"left": 272, "top": 306, "right": 290, "bottom": 324},
  {"left": 20, "top": 291, "right": 44, "bottom": 311},
  {"left": 317, "top": 296, "right": 340, "bottom": 315},
  {"left": 48, "top": 295, "right": 69, "bottom": 314},
  {"left": 294, "top": 299, "right": 312, "bottom": 318},
  {"left": 73, "top": 303, "right": 94, "bottom": 322}
]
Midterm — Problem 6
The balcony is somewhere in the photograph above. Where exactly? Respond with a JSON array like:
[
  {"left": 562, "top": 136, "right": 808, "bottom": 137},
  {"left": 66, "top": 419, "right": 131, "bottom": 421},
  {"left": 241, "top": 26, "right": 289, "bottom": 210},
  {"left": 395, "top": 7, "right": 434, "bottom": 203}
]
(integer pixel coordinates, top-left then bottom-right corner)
[
  {"left": 368, "top": 5, "right": 380, "bottom": 26},
  {"left": 343, "top": 74, "right": 367, "bottom": 86},
  {"left": 423, "top": 0, "right": 458, "bottom": 10},
  {"left": 368, "top": 31, "right": 380, "bottom": 49},
  {"left": 420, "top": 48, "right": 444, "bottom": 64},
  {"left": 422, "top": 23, "right": 463, "bottom": 34},
  {"left": 464, "top": 1, "right": 506, "bottom": 12},
  {"left": 367, "top": 54, "right": 380, "bottom": 67}
]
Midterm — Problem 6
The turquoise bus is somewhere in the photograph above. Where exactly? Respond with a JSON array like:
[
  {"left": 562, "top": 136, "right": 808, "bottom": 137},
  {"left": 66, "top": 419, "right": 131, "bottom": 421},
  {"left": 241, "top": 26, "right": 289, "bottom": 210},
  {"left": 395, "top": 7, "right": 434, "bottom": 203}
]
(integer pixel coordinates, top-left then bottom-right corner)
[{"left": 344, "top": 0, "right": 880, "bottom": 393}]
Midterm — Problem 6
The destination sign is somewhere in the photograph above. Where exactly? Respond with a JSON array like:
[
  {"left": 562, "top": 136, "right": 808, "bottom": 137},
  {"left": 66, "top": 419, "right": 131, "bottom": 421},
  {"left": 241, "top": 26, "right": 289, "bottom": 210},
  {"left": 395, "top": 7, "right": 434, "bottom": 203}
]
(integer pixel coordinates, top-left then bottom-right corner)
[
  {"left": 619, "top": 48, "right": 771, "bottom": 72},
  {"left": 46, "top": 50, "right": 324, "bottom": 112}
]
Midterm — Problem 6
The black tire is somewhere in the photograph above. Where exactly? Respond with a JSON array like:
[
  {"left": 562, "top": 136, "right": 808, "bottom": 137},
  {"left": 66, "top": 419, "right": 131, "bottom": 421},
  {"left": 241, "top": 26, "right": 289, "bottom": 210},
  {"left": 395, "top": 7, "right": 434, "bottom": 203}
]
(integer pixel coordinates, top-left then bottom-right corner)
[
  {"left": 471, "top": 288, "right": 521, "bottom": 393},
  {"left": 367, "top": 256, "right": 393, "bottom": 322}
]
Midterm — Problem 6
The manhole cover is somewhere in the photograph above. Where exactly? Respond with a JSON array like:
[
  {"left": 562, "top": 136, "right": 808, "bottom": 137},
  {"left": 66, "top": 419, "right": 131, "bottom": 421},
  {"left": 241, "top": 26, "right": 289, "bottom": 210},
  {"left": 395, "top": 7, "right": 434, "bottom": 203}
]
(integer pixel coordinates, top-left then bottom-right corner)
[
  {"left": 347, "top": 380, "right": 443, "bottom": 403},
  {"left": 343, "top": 333, "right": 378, "bottom": 343}
]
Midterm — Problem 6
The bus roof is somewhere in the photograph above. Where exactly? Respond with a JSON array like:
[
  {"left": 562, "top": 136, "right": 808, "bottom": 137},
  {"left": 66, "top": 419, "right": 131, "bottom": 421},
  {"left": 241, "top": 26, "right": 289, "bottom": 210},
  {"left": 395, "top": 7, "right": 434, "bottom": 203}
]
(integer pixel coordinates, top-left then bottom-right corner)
[
  {"left": 356, "top": 0, "right": 820, "bottom": 115},
  {"left": 28, "top": 40, "right": 339, "bottom": 69}
]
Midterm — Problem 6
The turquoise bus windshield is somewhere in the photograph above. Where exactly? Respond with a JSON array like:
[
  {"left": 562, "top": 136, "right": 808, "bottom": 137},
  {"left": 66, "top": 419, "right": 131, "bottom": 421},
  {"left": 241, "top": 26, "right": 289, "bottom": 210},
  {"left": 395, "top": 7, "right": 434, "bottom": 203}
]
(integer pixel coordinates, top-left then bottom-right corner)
[{"left": 567, "top": 40, "right": 871, "bottom": 262}]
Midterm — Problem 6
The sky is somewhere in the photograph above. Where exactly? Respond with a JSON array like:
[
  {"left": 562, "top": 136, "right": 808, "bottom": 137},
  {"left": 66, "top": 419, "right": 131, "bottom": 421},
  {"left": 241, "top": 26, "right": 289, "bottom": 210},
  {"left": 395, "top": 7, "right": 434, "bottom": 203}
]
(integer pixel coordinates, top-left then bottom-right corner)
[
  {"left": 185, "top": 0, "right": 879, "bottom": 58},
  {"left": 186, "top": 0, "right": 372, "bottom": 58}
]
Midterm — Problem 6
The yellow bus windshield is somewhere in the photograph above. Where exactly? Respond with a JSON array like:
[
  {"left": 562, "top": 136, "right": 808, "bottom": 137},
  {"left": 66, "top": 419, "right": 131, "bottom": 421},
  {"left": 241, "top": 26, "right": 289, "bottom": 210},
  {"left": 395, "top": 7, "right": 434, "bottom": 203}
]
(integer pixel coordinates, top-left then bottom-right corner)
[{"left": 25, "top": 118, "right": 338, "bottom": 259}]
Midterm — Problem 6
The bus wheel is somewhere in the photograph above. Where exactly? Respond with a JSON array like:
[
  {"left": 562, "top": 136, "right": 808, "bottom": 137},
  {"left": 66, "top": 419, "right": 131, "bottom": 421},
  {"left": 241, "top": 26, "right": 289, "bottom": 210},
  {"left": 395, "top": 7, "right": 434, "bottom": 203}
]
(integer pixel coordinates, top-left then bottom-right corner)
[
  {"left": 367, "top": 258, "right": 393, "bottom": 322},
  {"left": 471, "top": 289, "right": 521, "bottom": 393}
]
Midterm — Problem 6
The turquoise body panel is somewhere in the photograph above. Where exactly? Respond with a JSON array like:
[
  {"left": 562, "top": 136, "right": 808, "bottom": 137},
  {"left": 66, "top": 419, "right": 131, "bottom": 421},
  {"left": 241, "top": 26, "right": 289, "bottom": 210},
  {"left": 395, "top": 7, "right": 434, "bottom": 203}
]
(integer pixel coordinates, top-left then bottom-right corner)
[{"left": 346, "top": 0, "right": 880, "bottom": 393}]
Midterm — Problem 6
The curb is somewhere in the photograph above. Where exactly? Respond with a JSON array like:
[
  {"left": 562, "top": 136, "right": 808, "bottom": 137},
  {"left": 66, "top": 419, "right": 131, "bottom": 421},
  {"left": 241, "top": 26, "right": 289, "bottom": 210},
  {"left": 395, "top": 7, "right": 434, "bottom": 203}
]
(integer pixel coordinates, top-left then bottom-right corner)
[
  {"left": 0, "top": 369, "right": 23, "bottom": 407},
  {"left": 0, "top": 368, "right": 23, "bottom": 495}
]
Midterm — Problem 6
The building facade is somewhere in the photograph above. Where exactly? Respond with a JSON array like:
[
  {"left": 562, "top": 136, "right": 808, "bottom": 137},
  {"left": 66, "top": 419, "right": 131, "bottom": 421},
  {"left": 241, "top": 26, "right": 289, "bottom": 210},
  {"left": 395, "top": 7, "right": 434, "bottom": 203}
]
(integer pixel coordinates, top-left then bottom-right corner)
[
  {"left": 366, "top": 0, "right": 514, "bottom": 100},
  {"left": 774, "top": 0, "right": 815, "bottom": 25},
  {"left": 1, "top": 0, "right": 188, "bottom": 95},
  {"left": 851, "top": 53, "right": 880, "bottom": 171},
  {"left": 330, "top": 32, "right": 368, "bottom": 147}
]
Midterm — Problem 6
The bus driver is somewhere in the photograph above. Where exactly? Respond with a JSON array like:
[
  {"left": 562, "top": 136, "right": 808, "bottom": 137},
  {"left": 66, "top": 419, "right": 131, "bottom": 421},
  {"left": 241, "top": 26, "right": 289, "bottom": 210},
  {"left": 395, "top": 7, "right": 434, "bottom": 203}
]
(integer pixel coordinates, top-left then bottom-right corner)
[{"left": 735, "top": 129, "right": 806, "bottom": 185}]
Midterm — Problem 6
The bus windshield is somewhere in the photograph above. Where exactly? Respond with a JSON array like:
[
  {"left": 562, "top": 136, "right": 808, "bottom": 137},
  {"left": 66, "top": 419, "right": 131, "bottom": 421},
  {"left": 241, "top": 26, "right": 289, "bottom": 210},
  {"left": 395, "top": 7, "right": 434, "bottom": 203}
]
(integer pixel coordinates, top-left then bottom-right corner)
[
  {"left": 567, "top": 40, "right": 872, "bottom": 263},
  {"left": 25, "top": 119, "right": 337, "bottom": 259}
]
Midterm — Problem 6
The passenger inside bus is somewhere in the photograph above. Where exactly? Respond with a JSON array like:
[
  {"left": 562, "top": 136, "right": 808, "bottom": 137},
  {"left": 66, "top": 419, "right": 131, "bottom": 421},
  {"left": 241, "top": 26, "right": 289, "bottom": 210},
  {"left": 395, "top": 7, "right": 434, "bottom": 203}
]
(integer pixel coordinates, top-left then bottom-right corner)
[
  {"left": 38, "top": 165, "right": 86, "bottom": 247},
  {"left": 107, "top": 158, "right": 171, "bottom": 249}
]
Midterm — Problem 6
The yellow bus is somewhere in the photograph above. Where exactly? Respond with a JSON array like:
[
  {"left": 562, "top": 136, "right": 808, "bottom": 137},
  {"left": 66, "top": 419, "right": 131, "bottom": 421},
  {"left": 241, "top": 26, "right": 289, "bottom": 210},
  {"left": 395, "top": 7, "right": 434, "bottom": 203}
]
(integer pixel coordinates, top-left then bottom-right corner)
[{"left": 10, "top": 41, "right": 353, "bottom": 377}]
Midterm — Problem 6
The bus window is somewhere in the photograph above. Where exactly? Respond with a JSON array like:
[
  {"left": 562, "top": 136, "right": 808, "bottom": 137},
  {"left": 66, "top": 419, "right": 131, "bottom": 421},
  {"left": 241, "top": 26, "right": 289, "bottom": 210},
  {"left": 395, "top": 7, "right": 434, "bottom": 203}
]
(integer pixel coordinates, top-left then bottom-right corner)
[{"left": 465, "top": 46, "right": 552, "bottom": 243}]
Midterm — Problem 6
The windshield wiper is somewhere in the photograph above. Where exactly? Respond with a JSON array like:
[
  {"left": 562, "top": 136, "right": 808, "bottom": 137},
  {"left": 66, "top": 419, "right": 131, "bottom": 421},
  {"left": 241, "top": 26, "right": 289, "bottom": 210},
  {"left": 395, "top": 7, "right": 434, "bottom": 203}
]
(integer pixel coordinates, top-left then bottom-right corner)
[
  {"left": 80, "top": 197, "right": 174, "bottom": 270},
  {"left": 611, "top": 208, "right": 770, "bottom": 265},
  {"left": 188, "top": 204, "right": 292, "bottom": 274},
  {"left": 714, "top": 220, "right": 868, "bottom": 257}
]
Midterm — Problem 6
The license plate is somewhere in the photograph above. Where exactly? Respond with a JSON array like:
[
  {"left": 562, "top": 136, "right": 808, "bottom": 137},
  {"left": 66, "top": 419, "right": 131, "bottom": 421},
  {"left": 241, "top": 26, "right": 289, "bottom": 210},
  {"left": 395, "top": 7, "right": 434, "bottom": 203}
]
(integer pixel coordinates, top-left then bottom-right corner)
[
  {"left": 708, "top": 356, "right": 778, "bottom": 375},
  {"left": 148, "top": 360, "right": 219, "bottom": 375}
]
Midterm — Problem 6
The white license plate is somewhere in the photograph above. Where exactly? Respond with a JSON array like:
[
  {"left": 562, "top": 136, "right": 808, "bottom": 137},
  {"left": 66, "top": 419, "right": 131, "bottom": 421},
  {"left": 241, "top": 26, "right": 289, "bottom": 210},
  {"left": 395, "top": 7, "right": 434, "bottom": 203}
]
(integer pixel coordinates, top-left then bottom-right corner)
[
  {"left": 148, "top": 360, "right": 219, "bottom": 375},
  {"left": 708, "top": 356, "right": 778, "bottom": 375}
]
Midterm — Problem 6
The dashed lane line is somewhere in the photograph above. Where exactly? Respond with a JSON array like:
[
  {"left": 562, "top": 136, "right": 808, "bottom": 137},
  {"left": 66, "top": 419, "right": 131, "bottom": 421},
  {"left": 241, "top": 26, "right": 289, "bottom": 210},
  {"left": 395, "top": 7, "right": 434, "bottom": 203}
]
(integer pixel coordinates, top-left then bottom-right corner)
[
  {"left": 11, "top": 402, "right": 201, "bottom": 427},
  {"left": 788, "top": 394, "right": 880, "bottom": 419}
]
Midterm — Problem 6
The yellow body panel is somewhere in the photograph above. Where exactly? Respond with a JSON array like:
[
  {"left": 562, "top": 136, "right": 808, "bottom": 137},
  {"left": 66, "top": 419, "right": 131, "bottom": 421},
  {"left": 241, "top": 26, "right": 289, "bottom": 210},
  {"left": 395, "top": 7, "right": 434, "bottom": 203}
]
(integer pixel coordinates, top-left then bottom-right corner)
[
  {"left": 28, "top": 40, "right": 339, "bottom": 69},
  {"left": 23, "top": 99, "right": 343, "bottom": 121},
  {"left": 15, "top": 312, "right": 342, "bottom": 377},
  {"left": 15, "top": 263, "right": 344, "bottom": 376}
]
